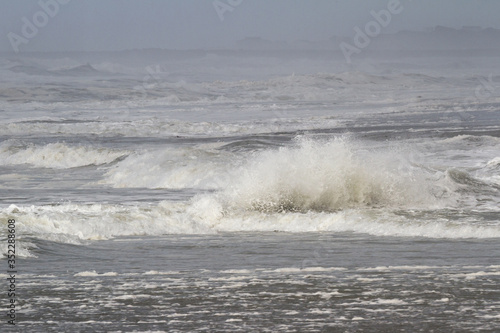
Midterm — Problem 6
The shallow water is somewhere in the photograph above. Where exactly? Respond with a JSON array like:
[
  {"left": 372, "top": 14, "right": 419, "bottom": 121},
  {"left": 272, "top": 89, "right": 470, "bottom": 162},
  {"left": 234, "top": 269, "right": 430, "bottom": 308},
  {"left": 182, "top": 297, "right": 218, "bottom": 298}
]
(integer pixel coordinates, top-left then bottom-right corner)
[{"left": 14, "top": 234, "right": 500, "bottom": 332}]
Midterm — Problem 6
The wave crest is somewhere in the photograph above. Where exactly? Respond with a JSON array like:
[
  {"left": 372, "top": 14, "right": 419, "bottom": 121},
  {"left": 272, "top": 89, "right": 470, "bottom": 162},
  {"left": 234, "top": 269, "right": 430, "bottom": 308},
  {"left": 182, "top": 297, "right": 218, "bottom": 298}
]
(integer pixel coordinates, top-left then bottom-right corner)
[
  {"left": 0, "top": 141, "right": 128, "bottom": 169},
  {"left": 220, "top": 137, "right": 437, "bottom": 213}
]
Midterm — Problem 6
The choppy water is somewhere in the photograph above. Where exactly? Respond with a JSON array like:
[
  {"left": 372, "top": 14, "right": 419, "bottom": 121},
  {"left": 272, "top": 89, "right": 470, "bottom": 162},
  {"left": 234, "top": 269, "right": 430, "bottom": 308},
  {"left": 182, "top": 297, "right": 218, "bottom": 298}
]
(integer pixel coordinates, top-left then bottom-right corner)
[{"left": 1, "top": 50, "right": 499, "bottom": 332}]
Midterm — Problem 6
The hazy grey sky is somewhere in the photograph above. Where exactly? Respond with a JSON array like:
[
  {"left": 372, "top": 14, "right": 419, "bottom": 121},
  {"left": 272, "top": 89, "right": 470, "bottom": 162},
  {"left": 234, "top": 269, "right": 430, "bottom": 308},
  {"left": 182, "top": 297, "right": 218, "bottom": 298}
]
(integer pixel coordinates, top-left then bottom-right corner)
[{"left": 1, "top": 0, "right": 499, "bottom": 52}]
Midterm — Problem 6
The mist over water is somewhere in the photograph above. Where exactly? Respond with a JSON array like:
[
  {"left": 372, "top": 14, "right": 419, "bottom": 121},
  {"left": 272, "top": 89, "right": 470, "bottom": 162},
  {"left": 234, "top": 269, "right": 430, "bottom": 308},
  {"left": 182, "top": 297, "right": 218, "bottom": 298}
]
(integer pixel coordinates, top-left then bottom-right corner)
[{"left": 1, "top": 1, "right": 500, "bottom": 331}]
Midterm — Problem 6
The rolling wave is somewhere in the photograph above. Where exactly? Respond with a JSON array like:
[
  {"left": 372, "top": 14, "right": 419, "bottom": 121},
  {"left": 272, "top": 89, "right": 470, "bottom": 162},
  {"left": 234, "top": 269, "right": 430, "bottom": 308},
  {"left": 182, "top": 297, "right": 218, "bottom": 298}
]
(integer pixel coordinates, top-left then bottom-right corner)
[
  {"left": 8, "top": 63, "right": 104, "bottom": 77},
  {"left": 105, "top": 136, "right": 452, "bottom": 210},
  {"left": 0, "top": 69, "right": 459, "bottom": 105},
  {"left": 2, "top": 136, "right": 498, "bottom": 253},
  {"left": 2, "top": 198, "right": 499, "bottom": 258},
  {"left": 0, "top": 141, "right": 128, "bottom": 169},
  {"left": 102, "top": 146, "right": 233, "bottom": 189}
]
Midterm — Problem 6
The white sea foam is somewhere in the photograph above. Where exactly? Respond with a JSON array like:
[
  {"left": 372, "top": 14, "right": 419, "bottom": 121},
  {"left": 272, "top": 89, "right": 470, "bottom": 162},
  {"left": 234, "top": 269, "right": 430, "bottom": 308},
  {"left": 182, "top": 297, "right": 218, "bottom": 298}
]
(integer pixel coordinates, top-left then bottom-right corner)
[
  {"left": 0, "top": 115, "right": 342, "bottom": 139},
  {"left": 486, "top": 157, "right": 500, "bottom": 168},
  {"left": 2, "top": 196, "right": 500, "bottom": 250},
  {"left": 74, "top": 271, "right": 118, "bottom": 277},
  {"left": 0, "top": 239, "right": 37, "bottom": 258},
  {"left": 483, "top": 157, "right": 500, "bottom": 186},
  {"left": 0, "top": 141, "right": 128, "bottom": 169}
]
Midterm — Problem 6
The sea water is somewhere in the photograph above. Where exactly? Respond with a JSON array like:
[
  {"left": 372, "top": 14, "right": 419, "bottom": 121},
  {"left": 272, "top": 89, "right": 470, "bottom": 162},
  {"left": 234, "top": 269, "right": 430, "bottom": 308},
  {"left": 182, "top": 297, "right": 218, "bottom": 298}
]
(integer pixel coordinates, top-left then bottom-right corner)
[{"left": 0, "top": 50, "right": 499, "bottom": 332}]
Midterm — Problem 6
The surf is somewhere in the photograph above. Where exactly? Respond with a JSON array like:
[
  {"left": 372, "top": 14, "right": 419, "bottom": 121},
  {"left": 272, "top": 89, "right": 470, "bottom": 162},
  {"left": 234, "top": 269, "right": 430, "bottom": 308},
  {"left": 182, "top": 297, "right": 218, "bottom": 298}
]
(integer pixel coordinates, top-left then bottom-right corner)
[{"left": 216, "top": 136, "right": 443, "bottom": 213}]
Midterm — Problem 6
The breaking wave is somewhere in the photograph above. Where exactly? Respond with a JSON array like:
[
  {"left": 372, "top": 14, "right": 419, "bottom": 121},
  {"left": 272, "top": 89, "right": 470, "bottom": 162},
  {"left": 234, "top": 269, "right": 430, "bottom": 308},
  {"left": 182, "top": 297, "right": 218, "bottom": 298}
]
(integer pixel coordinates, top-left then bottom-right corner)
[
  {"left": 2, "top": 198, "right": 499, "bottom": 258},
  {"left": 0, "top": 141, "right": 128, "bottom": 169},
  {"left": 218, "top": 137, "right": 437, "bottom": 213},
  {"left": 105, "top": 136, "right": 449, "bottom": 211},
  {"left": 3, "top": 136, "right": 499, "bottom": 256},
  {"left": 102, "top": 145, "right": 232, "bottom": 189}
]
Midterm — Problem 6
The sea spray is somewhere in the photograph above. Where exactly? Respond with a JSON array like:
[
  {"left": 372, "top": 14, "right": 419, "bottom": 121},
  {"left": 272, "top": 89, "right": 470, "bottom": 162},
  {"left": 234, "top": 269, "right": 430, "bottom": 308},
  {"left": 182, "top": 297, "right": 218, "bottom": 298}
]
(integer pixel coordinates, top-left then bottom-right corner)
[{"left": 219, "top": 136, "right": 436, "bottom": 213}]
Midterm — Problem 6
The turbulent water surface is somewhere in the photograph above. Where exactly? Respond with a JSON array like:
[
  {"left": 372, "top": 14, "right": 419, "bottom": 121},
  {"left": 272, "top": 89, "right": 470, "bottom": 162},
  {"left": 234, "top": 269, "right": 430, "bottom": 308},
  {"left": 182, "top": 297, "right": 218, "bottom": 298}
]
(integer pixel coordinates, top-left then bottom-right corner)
[{"left": 1, "top": 50, "right": 500, "bottom": 332}]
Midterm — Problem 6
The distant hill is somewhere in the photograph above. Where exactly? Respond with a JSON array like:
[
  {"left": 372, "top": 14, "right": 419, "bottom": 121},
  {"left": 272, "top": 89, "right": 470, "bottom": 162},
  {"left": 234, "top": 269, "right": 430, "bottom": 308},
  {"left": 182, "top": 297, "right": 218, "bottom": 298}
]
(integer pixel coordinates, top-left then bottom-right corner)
[
  {"left": 358, "top": 26, "right": 500, "bottom": 51},
  {"left": 235, "top": 37, "right": 291, "bottom": 50},
  {"left": 235, "top": 27, "right": 500, "bottom": 52}
]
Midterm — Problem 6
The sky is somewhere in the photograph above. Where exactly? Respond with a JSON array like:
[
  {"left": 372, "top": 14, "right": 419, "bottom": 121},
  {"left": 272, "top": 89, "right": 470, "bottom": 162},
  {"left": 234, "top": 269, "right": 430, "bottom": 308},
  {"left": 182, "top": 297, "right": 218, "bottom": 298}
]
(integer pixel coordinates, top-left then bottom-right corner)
[{"left": 1, "top": 0, "right": 499, "bottom": 53}]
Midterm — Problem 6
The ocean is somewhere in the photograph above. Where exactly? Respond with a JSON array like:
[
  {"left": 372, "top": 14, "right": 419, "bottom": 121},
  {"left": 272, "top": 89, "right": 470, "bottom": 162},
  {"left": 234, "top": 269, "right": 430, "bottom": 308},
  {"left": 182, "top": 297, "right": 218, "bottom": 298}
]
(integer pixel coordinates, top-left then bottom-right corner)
[{"left": 1, "top": 49, "right": 499, "bottom": 332}]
